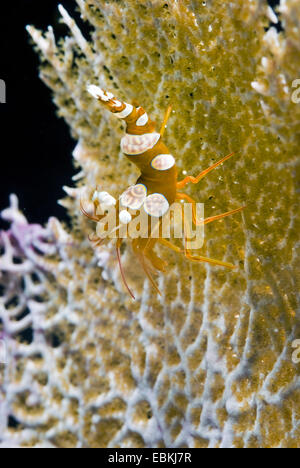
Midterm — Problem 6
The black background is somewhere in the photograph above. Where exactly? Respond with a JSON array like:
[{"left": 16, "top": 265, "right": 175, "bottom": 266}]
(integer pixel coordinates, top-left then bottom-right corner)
[{"left": 0, "top": 0, "right": 281, "bottom": 229}]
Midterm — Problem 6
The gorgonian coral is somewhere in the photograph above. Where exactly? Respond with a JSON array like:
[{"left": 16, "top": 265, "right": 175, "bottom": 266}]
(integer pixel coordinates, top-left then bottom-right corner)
[{"left": 0, "top": 0, "right": 299, "bottom": 448}]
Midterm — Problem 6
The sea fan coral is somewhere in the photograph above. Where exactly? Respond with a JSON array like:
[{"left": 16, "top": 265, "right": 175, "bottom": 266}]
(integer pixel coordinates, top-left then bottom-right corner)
[{"left": 0, "top": 0, "right": 299, "bottom": 448}]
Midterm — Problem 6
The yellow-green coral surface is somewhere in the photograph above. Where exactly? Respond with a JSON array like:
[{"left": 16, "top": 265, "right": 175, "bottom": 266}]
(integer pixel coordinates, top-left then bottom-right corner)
[{"left": 2, "top": 0, "right": 300, "bottom": 448}]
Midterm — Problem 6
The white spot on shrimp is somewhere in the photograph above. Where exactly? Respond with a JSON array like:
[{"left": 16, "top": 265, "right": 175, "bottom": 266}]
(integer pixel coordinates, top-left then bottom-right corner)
[
  {"left": 119, "top": 210, "right": 132, "bottom": 224},
  {"left": 87, "top": 84, "right": 114, "bottom": 101},
  {"left": 112, "top": 100, "right": 122, "bottom": 107},
  {"left": 136, "top": 112, "right": 149, "bottom": 126},
  {"left": 120, "top": 184, "right": 147, "bottom": 210},
  {"left": 114, "top": 103, "right": 134, "bottom": 119},
  {"left": 144, "top": 193, "right": 169, "bottom": 218},
  {"left": 121, "top": 132, "right": 160, "bottom": 155},
  {"left": 151, "top": 154, "right": 175, "bottom": 171}
]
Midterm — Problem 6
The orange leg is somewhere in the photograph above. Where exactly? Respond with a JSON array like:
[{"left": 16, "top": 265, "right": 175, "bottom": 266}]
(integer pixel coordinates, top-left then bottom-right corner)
[
  {"left": 184, "top": 250, "right": 236, "bottom": 269},
  {"left": 202, "top": 206, "right": 245, "bottom": 225},
  {"left": 88, "top": 233, "right": 107, "bottom": 248},
  {"left": 176, "top": 192, "right": 245, "bottom": 226},
  {"left": 141, "top": 221, "right": 167, "bottom": 273},
  {"left": 176, "top": 193, "right": 199, "bottom": 226},
  {"left": 177, "top": 152, "right": 236, "bottom": 190},
  {"left": 160, "top": 105, "right": 172, "bottom": 137},
  {"left": 143, "top": 237, "right": 167, "bottom": 273},
  {"left": 132, "top": 239, "right": 162, "bottom": 296},
  {"left": 116, "top": 237, "right": 135, "bottom": 300},
  {"left": 182, "top": 216, "right": 236, "bottom": 268},
  {"left": 158, "top": 238, "right": 236, "bottom": 269}
]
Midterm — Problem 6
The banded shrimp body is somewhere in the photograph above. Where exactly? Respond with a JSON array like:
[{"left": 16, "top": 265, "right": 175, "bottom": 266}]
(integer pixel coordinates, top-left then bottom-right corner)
[{"left": 81, "top": 85, "right": 245, "bottom": 299}]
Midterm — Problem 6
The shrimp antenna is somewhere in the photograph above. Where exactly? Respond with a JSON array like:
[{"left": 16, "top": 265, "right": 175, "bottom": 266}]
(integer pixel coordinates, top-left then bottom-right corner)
[
  {"left": 160, "top": 105, "right": 172, "bottom": 137},
  {"left": 80, "top": 199, "right": 99, "bottom": 222}
]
